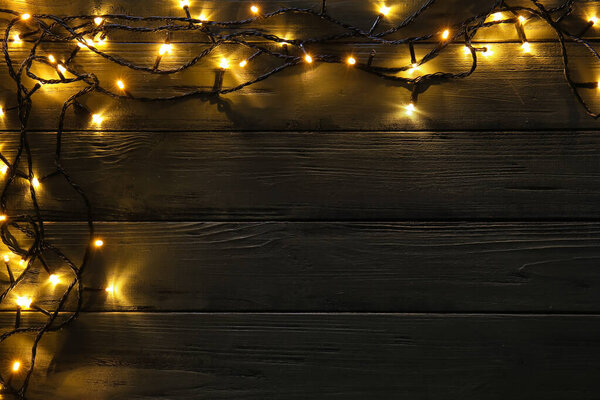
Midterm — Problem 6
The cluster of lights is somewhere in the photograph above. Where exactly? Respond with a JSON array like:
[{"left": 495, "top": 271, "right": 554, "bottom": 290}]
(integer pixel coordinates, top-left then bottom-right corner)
[{"left": 3, "top": 2, "right": 600, "bottom": 395}]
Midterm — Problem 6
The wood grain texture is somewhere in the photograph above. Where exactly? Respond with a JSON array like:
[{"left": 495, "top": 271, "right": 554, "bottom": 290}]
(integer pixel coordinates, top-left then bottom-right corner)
[
  {"left": 3, "top": 221, "right": 600, "bottom": 312},
  {"left": 2, "top": 131, "right": 600, "bottom": 220},
  {"left": 2, "top": 312, "right": 600, "bottom": 400},
  {"left": 1, "top": 42, "right": 600, "bottom": 131}
]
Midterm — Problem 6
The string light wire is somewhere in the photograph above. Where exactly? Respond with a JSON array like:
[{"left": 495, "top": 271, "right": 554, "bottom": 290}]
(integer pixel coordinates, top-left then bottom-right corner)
[{"left": 0, "top": 0, "right": 597, "bottom": 397}]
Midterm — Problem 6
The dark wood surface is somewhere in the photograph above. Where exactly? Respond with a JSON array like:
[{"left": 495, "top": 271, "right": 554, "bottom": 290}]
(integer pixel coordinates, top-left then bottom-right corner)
[{"left": 1, "top": 0, "right": 599, "bottom": 398}]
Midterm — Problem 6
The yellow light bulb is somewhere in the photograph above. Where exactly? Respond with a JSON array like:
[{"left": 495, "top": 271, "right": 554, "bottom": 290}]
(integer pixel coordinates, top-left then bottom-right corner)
[
  {"left": 239, "top": 60, "right": 248, "bottom": 68},
  {"left": 0, "top": 106, "right": 3, "bottom": 118},
  {"left": 199, "top": 14, "right": 208, "bottom": 21},
  {"left": 521, "top": 42, "right": 531, "bottom": 53},
  {"left": 405, "top": 103, "right": 416, "bottom": 116},
  {"left": 94, "top": 239, "right": 104, "bottom": 247},
  {"left": 12, "top": 361, "right": 20, "bottom": 372},
  {"left": 305, "top": 54, "right": 313, "bottom": 63},
  {"left": 518, "top": 15, "right": 526, "bottom": 23},
  {"left": 250, "top": 5, "right": 259, "bottom": 14},
  {"left": 48, "top": 54, "right": 56, "bottom": 63},
  {"left": 180, "top": 0, "right": 190, "bottom": 8},
  {"left": 590, "top": 16, "right": 599, "bottom": 25},
  {"left": 463, "top": 46, "right": 471, "bottom": 55},
  {"left": 491, "top": 12, "right": 503, "bottom": 21},
  {"left": 597, "top": 81, "right": 600, "bottom": 90},
  {"left": 57, "top": 64, "right": 67, "bottom": 74},
  {"left": 16, "top": 296, "right": 32, "bottom": 309},
  {"left": 442, "top": 29, "right": 450, "bottom": 40},
  {"left": 105, "top": 285, "right": 114, "bottom": 293},
  {"left": 116, "top": 80, "right": 125, "bottom": 90},
  {"left": 49, "top": 274, "right": 60, "bottom": 285},
  {"left": 347, "top": 56, "right": 356, "bottom": 65},
  {"left": 19, "top": 259, "right": 25, "bottom": 265},
  {"left": 482, "top": 46, "right": 493, "bottom": 56},
  {"left": 379, "top": 5, "right": 391, "bottom": 16},
  {"left": 94, "top": 17, "right": 104, "bottom": 25},
  {"left": 92, "top": 114, "right": 103, "bottom": 125},
  {"left": 158, "top": 43, "right": 172, "bottom": 56},
  {"left": 31, "top": 177, "right": 40, "bottom": 188},
  {"left": 408, "top": 63, "right": 419, "bottom": 73},
  {"left": 219, "top": 58, "right": 230, "bottom": 69},
  {"left": 13, "top": 34, "right": 21, "bottom": 44},
  {"left": 0, "top": 214, "right": 6, "bottom": 221},
  {"left": 3, "top": 255, "right": 9, "bottom": 262},
  {"left": 21, "top": 14, "right": 31, "bottom": 20}
]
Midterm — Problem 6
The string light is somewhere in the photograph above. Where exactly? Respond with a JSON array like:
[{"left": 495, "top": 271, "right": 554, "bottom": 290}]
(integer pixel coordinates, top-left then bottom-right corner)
[
  {"left": 1, "top": 3, "right": 600, "bottom": 396},
  {"left": 0, "top": 106, "right": 4, "bottom": 118},
  {"left": 12, "top": 362, "right": 20, "bottom": 372},
  {"left": 0, "top": 215, "right": 6, "bottom": 221},
  {"left": 521, "top": 42, "right": 531, "bottom": 53},
  {"left": 219, "top": 58, "right": 230, "bottom": 69},
  {"left": 92, "top": 114, "right": 104, "bottom": 125},
  {"left": 16, "top": 296, "right": 32, "bottom": 309},
  {"left": 180, "top": 0, "right": 190, "bottom": 8},
  {"left": 4, "top": 255, "right": 9, "bottom": 262},
  {"left": 198, "top": 14, "right": 208, "bottom": 21},
  {"left": 379, "top": 5, "right": 391, "bottom": 16},
  {"left": 158, "top": 43, "right": 172, "bottom": 56},
  {"left": 49, "top": 274, "right": 61, "bottom": 286},
  {"left": 21, "top": 13, "right": 31, "bottom": 20},
  {"left": 408, "top": 63, "right": 419, "bottom": 73}
]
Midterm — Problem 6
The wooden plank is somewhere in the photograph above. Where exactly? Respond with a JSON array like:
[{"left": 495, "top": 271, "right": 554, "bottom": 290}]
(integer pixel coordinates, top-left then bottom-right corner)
[
  {"left": 3, "top": 221, "right": 600, "bottom": 312},
  {"left": 1, "top": 131, "right": 600, "bottom": 220},
  {"left": 2, "top": 312, "right": 600, "bottom": 399},
  {"left": 0, "top": 0, "right": 590, "bottom": 42},
  {"left": 2, "top": 42, "right": 600, "bottom": 131}
]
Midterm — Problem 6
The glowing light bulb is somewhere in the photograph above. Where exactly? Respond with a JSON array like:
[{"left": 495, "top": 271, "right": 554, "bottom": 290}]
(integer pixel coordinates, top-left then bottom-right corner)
[
  {"left": 116, "top": 80, "right": 125, "bottom": 90},
  {"left": 347, "top": 56, "right": 356, "bottom": 65},
  {"left": 48, "top": 54, "right": 56, "bottom": 63},
  {"left": 49, "top": 274, "right": 60, "bottom": 285},
  {"left": 379, "top": 5, "right": 391, "bottom": 16},
  {"left": 219, "top": 58, "right": 230, "bottom": 69},
  {"left": 159, "top": 43, "right": 172, "bottom": 55},
  {"left": 57, "top": 64, "right": 67, "bottom": 74},
  {"left": 463, "top": 46, "right": 471, "bottom": 55},
  {"left": 482, "top": 46, "right": 493, "bottom": 56},
  {"left": 19, "top": 259, "right": 25, "bottom": 265},
  {"left": 16, "top": 296, "right": 32, "bottom": 309},
  {"left": 250, "top": 5, "right": 259, "bottom": 14},
  {"left": 305, "top": 54, "right": 313, "bottom": 63},
  {"left": 13, "top": 34, "right": 21, "bottom": 44},
  {"left": 405, "top": 103, "right": 416, "bottom": 116},
  {"left": 21, "top": 14, "right": 31, "bottom": 20},
  {"left": 94, "top": 17, "right": 104, "bottom": 25},
  {"left": 239, "top": 60, "right": 248, "bottom": 68},
  {"left": 3, "top": 255, "right": 9, "bottom": 262},
  {"left": 408, "top": 63, "right": 419, "bottom": 73},
  {"left": 518, "top": 15, "right": 526, "bottom": 23},
  {"left": 0, "top": 215, "right": 6, "bottom": 221},
  {"left": 521, "top": 42, "right": 531, "bottom": 53},
  {"left": 94, "top": 239, "right": 104, "bottom": 247},
  {"left": 180, "top": 0, "right": 190, "bottom": 8},
  {"left": 491, "top": 12, "right": 503, "bottom": 21},
  {"left": 77, "top": 42, "right": 86, "bottom": 48},
  {"left": 199, "top": 14, "right": 208, "bottom": 21},
  {"left": 31, "top": 177, "right": 40, "bottom": 188},
  {"left": 0, "top": 106, "right": 3, "bottom": 118},
  {"left": 105, "top": 285, "right": 114, "bottom": 293},
  {"left": 12, "top": 361, "right": 20, "bottom": 372},
  {"left": 92, "top": 114, "right": 104, "bottom": 125},
  {"left": 441, "top": 29, "right": 450, "bottom": 40},
  {"left": 590, "top": 16, "right": 599, "bottom": 26},
  {"left": 85, "top": 38, "right": 94, "bottom": 46}
]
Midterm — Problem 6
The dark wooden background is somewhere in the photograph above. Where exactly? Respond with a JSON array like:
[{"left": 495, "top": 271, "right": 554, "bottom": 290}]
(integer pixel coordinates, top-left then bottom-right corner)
[{"left": 2, "top": 0, "right": 600, "bottom": 398}]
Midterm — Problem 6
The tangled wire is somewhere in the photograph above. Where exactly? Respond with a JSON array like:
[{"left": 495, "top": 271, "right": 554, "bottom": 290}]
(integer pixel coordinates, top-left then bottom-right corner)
[{"left": 0, "top": 0, "right": 597, "bottom": 397}]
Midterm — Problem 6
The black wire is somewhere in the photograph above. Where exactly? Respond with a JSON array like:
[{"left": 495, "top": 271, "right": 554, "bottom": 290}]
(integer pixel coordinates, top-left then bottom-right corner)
[{"left": 0, "top": 0, "right": 597, "bottom": 398}]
